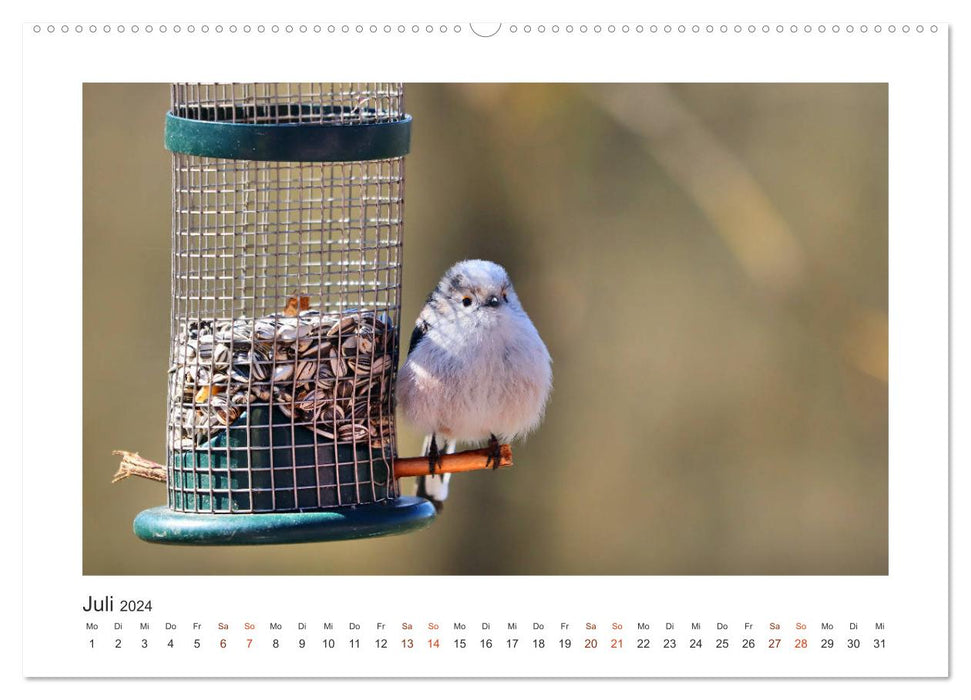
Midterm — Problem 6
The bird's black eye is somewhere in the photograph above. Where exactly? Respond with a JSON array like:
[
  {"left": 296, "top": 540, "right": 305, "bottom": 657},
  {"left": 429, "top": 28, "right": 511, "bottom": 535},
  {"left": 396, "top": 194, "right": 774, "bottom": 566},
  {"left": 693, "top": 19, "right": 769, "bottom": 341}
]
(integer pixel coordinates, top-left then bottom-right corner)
[{"left": 462, "top": 297, "right": 472, "bottom": 307}]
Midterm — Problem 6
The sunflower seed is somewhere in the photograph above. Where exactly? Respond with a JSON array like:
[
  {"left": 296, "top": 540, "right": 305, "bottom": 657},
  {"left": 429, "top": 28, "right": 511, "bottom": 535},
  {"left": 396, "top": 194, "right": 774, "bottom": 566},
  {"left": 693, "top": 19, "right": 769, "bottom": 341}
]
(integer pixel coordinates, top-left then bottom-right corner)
[
  {"left": 326, "top": 315, "right": 358, "bottom": 338},
  {"left": 296, "top": 390, "right": 322, "bottom": 415},
  {"left": 294, "top": 359, "right": 317, "bottom": 383},
  {"left": 351, "top": 400, "right": 369, "bottom": 420},
  {"left": 212, "top": 343, "right": 231, "bottom": 368},
  {"left": 213, "top": 405, "right": 240, "bottom": 426},
  {"left": 308, "top": 424, "right": 336, "bottom": 439},
  {"left": 316, "top": 403, "right": 345, "bottom": 423},
  {"left": 250, "top": 350, "right": 271, "bottom": 381},
  {"left": 272, "top": 363, "right": 294, "bottom": 384},
  {"left": 253, "top": 319, "right": 279, "bottom": 341},
  {"left": 329, "top": 348, "right": 348, "bottom": 378},
  {"left": 298, "top": 339, "right": 332, "bottom": 358},
  {"left": 229, "top": 364, "right": 251, "bottom": 383},
  {"left": 338, "top": 423, "right": 370, "bottom": 441},
  {"left": 370, "top": 355, "right": 392, "bottom": 374}
]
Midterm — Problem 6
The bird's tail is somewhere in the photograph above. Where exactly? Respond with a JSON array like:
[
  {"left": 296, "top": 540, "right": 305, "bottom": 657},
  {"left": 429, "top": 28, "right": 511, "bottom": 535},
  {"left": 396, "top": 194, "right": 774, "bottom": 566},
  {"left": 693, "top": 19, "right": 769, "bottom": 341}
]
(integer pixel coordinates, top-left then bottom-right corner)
[{"left": 416, "top": 435, "right": 455, "bottom": 513}]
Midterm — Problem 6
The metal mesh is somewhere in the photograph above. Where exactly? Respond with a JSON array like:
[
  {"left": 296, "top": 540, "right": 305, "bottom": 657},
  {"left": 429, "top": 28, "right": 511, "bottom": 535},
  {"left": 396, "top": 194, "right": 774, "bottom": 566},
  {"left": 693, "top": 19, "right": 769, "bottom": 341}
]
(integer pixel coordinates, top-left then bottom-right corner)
[
  {"left": 166, "top": 83, "right": 405, "bottom": 513},
  {"left": 171, "top": 83, "right": 404, "bottom": 124}
]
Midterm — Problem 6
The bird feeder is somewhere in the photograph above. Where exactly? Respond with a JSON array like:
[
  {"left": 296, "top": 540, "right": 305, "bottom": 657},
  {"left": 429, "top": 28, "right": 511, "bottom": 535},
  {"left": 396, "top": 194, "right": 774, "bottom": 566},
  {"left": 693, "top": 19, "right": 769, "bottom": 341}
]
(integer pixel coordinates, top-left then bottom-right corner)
[{"left": 133, "top": 83, "right": 437, "bottom": 544}]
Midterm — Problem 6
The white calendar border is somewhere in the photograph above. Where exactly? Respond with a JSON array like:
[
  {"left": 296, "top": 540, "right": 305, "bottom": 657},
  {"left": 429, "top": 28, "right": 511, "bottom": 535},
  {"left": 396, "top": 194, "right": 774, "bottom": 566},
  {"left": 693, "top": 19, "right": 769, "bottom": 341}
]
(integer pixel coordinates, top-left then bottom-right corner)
[{"left": 17, "top": 6, "right": 952, "bottom": 686}]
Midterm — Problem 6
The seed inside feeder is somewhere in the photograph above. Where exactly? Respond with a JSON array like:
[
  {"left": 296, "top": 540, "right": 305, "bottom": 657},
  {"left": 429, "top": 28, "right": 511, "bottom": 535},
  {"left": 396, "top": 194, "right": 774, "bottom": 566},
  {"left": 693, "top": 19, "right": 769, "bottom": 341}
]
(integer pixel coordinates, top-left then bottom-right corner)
[{"left": 169, "top": 309, "right": 395, "bottom": 451}]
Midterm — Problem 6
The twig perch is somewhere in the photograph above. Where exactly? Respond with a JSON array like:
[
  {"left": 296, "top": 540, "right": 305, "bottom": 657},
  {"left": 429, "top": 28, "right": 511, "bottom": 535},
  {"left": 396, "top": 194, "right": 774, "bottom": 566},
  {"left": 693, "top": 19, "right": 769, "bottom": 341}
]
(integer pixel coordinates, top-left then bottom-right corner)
[
  {"left": 111, "top": 451, "right": 168, "bottom": 483},
  {"left": 111, "top": 445, "right": 513, "bottom": 484},
  {"left": 391, "top": 444, "right": 513, "bottom": 477}
]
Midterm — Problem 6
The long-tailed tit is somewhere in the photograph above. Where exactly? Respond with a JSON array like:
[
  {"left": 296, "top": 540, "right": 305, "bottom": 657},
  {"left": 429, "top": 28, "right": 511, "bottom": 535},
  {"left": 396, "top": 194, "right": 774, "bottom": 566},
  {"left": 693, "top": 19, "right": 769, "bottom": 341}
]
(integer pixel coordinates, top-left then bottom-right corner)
[{"left": 396, "top": 259, "right": 552, "bottom": 511}]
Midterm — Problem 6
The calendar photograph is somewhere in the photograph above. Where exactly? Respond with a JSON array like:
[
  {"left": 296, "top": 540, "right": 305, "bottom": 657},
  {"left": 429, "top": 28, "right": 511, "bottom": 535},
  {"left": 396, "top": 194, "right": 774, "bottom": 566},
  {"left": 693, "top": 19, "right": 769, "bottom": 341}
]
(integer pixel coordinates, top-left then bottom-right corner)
[{"left": 83, "top": 82, "right": 889, "bottom": 577}]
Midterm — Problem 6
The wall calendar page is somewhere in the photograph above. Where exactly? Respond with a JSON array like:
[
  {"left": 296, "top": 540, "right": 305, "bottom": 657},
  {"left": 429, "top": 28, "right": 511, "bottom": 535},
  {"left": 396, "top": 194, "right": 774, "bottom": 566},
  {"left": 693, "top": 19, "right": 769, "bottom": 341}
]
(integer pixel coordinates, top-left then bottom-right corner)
[{"left": 14, "top": 2, "right": 963, "bottom": 697}]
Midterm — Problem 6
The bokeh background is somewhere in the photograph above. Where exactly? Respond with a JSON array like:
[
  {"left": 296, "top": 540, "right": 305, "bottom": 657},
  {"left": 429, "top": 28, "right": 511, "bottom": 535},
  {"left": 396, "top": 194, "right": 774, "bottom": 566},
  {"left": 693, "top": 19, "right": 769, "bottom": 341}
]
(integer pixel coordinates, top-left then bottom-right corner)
[{"left": 84, "top": 83, "right": 887, "bottom": 575}]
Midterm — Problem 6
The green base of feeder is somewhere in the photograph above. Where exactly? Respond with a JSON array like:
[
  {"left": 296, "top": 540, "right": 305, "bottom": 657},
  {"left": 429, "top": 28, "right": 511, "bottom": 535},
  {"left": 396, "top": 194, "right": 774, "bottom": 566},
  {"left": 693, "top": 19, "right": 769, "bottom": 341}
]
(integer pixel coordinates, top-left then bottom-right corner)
[
  {"left": 133, "top": 497, "right": 436, "bottom": 545},
  {"left": 170, "top": 405, "right": 394, "bottom": 511}
]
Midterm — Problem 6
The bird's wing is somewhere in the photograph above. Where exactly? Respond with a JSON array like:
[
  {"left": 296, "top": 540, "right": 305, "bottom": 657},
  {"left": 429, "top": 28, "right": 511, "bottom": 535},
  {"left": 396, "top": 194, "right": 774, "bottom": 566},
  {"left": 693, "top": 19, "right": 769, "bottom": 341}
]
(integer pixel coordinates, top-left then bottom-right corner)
[{"left": 407, "top": 318, "right": 430, "bottom": 355}]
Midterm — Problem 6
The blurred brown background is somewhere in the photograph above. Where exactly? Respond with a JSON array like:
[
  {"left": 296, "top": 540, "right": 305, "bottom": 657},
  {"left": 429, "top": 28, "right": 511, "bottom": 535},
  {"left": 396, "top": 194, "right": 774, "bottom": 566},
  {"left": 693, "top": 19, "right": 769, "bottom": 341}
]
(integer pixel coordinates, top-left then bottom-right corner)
[{"left": 83, "top": 83, "right": 887, "bottom": 575}]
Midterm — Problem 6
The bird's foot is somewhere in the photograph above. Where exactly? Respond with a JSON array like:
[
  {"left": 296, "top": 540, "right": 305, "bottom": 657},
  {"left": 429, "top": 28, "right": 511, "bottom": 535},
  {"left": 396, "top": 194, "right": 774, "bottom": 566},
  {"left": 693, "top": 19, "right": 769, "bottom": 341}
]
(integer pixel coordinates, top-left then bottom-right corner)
[
  {"left": 427, "top": 435, "right": 444, "bottom": 475},
  {"left": 485, "top": 434, "right": 502, "bottom": 470}
]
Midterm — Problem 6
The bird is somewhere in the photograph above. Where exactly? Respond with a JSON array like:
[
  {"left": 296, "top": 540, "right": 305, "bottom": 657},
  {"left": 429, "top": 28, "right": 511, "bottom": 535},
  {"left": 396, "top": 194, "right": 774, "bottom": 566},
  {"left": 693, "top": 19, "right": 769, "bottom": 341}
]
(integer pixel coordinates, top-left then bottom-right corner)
[{"left": 396, "top": 259, "right": 552, "bottom": 512}]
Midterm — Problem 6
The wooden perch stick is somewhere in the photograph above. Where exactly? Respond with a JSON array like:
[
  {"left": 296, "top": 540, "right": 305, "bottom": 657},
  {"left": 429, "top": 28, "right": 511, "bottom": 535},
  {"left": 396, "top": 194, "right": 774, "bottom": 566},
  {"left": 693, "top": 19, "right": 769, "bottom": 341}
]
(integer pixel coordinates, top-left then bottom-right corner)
[
  {"left": 391, "top": 444, "right": 513, "bottom": 477},
  {"left": 111, "top": 450, "right": 167, "bottom": 483},
  {"left": 111, "top": 445, "right": 513, "bottom": 484}
]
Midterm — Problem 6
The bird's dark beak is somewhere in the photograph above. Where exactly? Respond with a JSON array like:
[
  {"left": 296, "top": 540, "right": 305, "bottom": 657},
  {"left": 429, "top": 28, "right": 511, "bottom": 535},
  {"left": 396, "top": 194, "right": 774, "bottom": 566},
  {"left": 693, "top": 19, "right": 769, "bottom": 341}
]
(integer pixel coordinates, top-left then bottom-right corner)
[{"left": 485, "top": 295, "right": 501, "bottom": 308}]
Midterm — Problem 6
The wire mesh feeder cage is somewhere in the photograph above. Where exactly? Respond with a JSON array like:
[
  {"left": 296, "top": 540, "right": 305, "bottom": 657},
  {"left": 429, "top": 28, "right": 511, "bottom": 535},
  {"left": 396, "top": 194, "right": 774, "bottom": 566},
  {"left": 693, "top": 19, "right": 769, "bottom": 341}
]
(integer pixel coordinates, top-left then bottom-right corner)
[{"left": 133, "top": 83, "right": 437, "bottom": 545}]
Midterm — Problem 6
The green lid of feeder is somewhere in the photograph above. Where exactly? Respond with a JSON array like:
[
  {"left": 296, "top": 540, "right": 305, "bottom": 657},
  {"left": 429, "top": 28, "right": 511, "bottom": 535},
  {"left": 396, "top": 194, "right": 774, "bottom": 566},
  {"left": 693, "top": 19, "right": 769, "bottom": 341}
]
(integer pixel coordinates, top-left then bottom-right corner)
[{"left": 165, "top": 105, "right": 412, "bottom": 162}]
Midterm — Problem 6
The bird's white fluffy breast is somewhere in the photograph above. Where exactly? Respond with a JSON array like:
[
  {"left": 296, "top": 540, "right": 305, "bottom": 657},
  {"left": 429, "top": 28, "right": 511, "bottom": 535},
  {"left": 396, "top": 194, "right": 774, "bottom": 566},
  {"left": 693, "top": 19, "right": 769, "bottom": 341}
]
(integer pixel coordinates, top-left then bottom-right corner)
[{"left": 396, "top": 308, "right": 552, "bottom": 443}]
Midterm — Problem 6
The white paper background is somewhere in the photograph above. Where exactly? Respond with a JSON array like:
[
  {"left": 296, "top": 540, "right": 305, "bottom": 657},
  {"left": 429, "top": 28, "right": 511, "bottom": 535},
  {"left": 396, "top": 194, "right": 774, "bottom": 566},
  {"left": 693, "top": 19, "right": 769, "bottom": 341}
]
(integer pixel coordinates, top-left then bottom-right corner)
[{"left": 10, "top": 0, "right": 965, "bottom": 697}]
